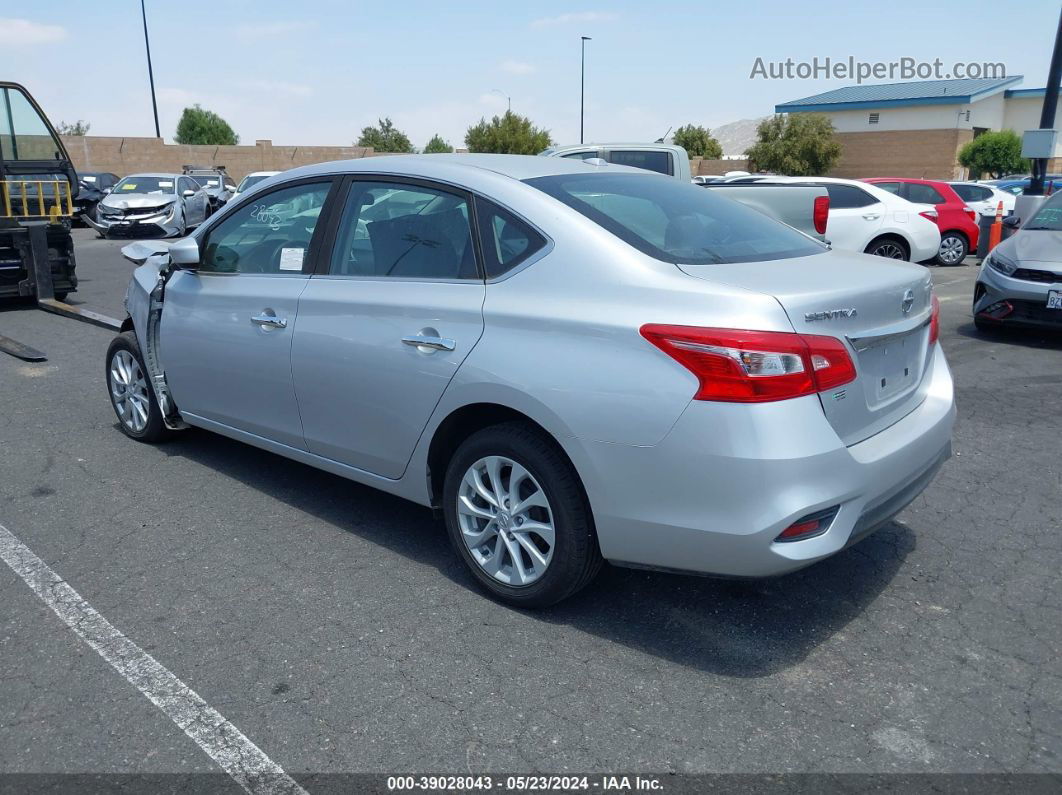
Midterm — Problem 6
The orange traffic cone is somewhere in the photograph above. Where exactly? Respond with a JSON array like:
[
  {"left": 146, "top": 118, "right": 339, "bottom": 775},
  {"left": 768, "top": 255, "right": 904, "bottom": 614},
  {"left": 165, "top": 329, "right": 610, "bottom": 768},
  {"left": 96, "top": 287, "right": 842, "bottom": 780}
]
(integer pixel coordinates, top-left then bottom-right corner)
[{"left": 987, "top": 200, "right": 1004, "bottom": 250}]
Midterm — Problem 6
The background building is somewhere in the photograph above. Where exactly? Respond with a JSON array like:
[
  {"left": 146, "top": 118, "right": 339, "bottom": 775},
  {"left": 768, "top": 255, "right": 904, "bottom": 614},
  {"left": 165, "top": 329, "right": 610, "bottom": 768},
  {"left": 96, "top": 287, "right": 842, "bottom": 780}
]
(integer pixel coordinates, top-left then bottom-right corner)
[{"left": 775, "top": 77, "right": 1060, "bottom": 179}]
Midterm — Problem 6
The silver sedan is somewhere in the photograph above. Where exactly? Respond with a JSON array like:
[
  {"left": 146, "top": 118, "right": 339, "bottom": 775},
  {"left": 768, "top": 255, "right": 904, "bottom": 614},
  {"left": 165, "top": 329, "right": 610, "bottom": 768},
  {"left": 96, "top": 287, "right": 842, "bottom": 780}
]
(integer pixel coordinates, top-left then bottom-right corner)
[
  {"left": 93, "top": 173, "right": 210, "bottom": 238},
  {"left": 107, "top": 155, "right": 955, "bottom": 607}
]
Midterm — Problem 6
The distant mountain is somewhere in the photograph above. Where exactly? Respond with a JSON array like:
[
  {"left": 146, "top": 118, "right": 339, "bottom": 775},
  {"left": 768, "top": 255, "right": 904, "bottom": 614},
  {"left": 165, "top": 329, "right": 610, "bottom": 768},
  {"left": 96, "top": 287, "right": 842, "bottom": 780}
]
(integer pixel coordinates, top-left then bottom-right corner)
[{"left": 710, "top": 117, "right": 767, "bottom": 157}]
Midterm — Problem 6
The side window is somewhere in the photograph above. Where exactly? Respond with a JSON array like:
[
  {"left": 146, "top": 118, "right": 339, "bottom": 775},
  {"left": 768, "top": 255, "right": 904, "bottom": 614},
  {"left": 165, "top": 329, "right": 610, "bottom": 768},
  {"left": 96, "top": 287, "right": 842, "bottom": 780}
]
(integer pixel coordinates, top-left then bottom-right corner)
[
  {"left": 328, "top": 181, "right": 479, "bottom": 280},
  {"left": 474, "top": 198, "right": 547, "bottom": 278},
  {"left": 825, "top": 185, "right": 877, "bottom": 209},
  {"left": 950, "top": 184, "right": 974, "bottom": 201},
  {"left": 607, "top": 150, "right": 673, "bottom": 176},
  {"left": 975, "top": 186, "right": 994, "bottom": 201},
  {"left": 200, "top": 181, "right": 331, "bottom": 275},
  {"left": 177, "top": 178, "right": 193, "bottom": 194},
  {"left": 906, "top": 183, "right": 945, "bottom": 205},
  {"left": 873, "top": 181, "right": 903, "bottom": 195}
]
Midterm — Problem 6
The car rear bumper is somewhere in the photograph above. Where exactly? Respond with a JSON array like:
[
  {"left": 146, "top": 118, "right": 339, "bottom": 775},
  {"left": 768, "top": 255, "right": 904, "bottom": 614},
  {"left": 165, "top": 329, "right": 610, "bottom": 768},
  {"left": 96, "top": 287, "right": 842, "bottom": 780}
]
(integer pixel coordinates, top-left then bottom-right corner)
[{"left": 574, "top": 344, "right": 955, "bottom": 577}]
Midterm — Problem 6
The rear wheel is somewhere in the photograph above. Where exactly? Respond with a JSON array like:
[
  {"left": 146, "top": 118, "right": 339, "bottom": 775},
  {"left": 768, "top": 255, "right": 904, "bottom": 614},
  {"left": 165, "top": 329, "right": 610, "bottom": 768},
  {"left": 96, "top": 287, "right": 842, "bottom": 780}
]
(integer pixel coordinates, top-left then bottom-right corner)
[
  {"left": 936, "top": 232, "right": 968, "bottom": 266},
  {"left": 105, "top": 331, "right": 170, "bottom": 443},
  {"left": 864, "top": 236, "right": 910, "bottom": 260},
  {"left": 442, "top": 422, "right": 602, "bottom": 608}
]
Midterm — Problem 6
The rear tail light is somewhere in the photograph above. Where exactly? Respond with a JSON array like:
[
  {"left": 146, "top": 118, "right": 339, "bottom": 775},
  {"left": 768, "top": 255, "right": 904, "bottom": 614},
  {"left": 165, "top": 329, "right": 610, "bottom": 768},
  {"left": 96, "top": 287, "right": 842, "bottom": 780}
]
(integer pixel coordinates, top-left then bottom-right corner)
[
  {"left": 929, "top": 294, "right": 940, "bottom": 345},
  {"left": 775, "top": 506, "right": 839, "bottom": 542},
  {"left": 640, "top": 325, "right": 857, "bottom": 403},
  {"left": 813, "top": 195, "right": 830, "bottom": 235},
  {"left": 963, "top": 206, "right": 977, "bottom": 222},
  {"left": 919, "top": 209, "right": 938, "bottom": 222}
]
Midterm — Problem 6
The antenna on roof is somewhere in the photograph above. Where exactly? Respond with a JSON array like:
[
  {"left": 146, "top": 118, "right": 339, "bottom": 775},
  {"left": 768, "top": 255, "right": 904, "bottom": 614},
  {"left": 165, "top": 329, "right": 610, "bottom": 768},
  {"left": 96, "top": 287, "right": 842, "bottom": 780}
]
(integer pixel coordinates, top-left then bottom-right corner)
[{"left": 655, "top": 126, "right": 672, "bottom": 143}]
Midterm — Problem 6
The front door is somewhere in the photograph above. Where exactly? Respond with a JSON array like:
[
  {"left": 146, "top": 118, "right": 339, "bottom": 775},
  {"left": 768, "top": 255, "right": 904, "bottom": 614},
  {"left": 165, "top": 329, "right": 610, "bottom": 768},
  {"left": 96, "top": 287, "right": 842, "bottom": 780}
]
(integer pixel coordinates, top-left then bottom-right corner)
[
  {"left": 821, "top": 183, "right": 886, "bottom": 252},
  {"left": 291, "top": 178, "right": 486, "bottom": 479},
  {"left": 161, "top": 178, "right": 336, "bottom": 449}
]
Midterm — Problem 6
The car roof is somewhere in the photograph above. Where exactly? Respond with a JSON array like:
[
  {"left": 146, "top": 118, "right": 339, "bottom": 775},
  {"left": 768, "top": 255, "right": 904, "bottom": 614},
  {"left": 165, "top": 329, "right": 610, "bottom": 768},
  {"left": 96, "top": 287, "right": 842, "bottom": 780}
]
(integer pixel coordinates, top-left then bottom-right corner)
[
  {"left": 244, "top": 171, "right": 281, "bottom": 177},
  {"left": 275, "top": 153, "right": 652, "bottom": 184},
  {"left": 120, "top": 173, "right": 181, "bottom": 179}
]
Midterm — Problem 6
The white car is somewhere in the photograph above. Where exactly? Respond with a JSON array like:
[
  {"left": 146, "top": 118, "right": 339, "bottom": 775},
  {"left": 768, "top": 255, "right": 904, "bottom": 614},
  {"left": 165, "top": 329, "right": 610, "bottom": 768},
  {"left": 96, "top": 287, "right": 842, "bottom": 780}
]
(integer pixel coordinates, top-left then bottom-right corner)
[
  {"left": 231, "top": 171, "right": 281, "bottom": 199},
  {"left": 757, "top": 176, "right": 942, "bottom": 261},
  {"left": 949, "top": 181, "right": 1016, "bottom": 217}
]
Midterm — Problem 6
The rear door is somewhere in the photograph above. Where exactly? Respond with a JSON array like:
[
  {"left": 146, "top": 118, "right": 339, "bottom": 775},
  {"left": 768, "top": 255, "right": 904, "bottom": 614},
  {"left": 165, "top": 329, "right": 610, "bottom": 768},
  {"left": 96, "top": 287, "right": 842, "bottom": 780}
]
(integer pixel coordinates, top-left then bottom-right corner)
[
  {"left": 290, "top": 177, "right": 486, "bottom": 479},
  {"left": 820, "top": 184, "right": 886, "bottom": 252}
]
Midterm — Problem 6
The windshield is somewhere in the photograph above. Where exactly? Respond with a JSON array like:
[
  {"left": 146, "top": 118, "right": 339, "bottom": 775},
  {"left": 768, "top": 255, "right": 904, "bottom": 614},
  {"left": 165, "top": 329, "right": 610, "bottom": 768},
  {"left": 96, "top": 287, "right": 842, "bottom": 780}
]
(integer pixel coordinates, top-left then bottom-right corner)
[
  {"left": 112, "top": 176, "right": 176, "bottom": 195},
  {"left": 1024, "top": 193, "right": 1062, "bottom": 230},
  {"left": 525, "top": 173, "right": 825, "bottom": 264},
  {"left": 236, "top": 174, "right": 271, "bottom": 193},
  {"left": 0, "top": 86, "right": 64, "bottom": 162},
  {"left": 192, "top": 175, "right": 221, "bottom": 188}
]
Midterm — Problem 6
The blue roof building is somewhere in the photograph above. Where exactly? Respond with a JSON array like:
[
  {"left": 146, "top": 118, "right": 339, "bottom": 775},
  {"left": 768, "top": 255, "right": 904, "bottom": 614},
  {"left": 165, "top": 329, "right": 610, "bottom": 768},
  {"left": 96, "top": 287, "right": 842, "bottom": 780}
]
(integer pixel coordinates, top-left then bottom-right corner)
[{"left": 773, "top": 77, "right": 1059, "bottom": 179}]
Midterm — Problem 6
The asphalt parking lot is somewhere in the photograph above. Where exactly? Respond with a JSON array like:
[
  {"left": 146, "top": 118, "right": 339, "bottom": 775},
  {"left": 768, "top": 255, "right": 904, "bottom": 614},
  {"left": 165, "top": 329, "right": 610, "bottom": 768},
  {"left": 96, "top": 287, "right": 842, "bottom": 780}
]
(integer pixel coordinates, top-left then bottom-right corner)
[{"left": 1, "top": 229, "right": 1060, "bottom": 784}]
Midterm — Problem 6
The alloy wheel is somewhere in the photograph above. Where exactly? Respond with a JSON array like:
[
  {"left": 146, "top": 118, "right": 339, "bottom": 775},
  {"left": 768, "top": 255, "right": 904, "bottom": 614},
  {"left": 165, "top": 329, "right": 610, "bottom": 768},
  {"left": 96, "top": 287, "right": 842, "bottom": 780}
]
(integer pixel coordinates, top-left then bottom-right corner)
[
  {"left": 938, "top": 236, "right": 965, "bottom": 265},
  {"left": 871, "top": 242, "right": 906, "bottom": 259},
  {"left": 109, "top": 350, "right": 150, "bottom": 433},
  {"left": 456, "top": 456, "right": 555, "bottom": 586}
]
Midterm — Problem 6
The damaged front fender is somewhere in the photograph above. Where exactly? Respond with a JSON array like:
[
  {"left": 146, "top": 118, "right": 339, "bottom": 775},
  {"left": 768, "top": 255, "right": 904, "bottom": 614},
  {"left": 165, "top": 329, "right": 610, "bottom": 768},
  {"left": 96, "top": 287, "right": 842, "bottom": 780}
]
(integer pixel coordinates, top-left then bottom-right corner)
[{"left": 121, "top": 241, "right": 188, "bottom": 431}]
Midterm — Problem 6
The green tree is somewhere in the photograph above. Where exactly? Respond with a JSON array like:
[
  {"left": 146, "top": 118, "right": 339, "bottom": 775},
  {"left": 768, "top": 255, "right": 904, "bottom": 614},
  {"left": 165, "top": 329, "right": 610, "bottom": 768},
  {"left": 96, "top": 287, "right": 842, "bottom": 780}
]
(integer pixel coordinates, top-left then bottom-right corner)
[
  {"left": 174, "top": 105, "right": 239, "bottom": 145},
  {"left": 423, "top": 134, "right": 454, "bottom": 153},
  {"left": 465, "top": 111, "right": 552, "bottom": 154},
  {"left": 745, "top": 113, "right": 842, "bottom": 176},
  {"left": 57, "top": 120, "right": 90, "bottom": 136},
  {"left": 672, "top": 124, "right": 722, "bottom": 159},
  {"left": 356, "top": 118, "right": 415, "bottom": 153},
  {"left": 958, "top": 130, "right": 1028, "bottom": 179}
]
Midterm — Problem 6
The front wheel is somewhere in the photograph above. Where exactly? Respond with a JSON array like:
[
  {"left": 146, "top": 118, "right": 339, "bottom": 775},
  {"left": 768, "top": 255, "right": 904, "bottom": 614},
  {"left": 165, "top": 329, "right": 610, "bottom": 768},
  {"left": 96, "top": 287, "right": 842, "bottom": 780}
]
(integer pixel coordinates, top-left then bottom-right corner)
[
  {"left": 105, "top": 331, "right": 170, "bottom": 443},
  {"left": 442, "top": 422, "right": 602, "bottom": 608},
  {"left": 936, "top": 232, "right": 968, "bottom": 266}
]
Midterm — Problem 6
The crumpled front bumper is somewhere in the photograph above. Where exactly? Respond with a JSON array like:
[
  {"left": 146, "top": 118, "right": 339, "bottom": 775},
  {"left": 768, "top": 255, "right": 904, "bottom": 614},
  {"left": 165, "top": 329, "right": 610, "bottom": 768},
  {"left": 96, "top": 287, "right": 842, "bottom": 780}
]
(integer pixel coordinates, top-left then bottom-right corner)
[
  {"left": 89, "top": 206, "right": 182, "bottom": 238},
  {"left": 974, "top": 261, "right": 1062, "bottom": 329}
]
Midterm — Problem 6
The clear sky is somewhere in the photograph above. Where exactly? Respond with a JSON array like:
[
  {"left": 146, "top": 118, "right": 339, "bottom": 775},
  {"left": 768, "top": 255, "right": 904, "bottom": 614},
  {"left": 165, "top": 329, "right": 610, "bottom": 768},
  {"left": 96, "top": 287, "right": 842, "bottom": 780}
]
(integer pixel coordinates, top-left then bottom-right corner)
[{"left": 2, "top": 0, "right": 1060, "bottom": 149}]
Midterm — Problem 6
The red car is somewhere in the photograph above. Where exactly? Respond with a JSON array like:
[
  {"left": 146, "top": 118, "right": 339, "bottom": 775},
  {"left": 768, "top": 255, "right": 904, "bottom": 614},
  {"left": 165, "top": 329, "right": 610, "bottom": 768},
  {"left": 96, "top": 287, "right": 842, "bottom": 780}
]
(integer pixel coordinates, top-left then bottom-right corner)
[{"left": 863, "top": 178, "right": 979, "bottom": 266}]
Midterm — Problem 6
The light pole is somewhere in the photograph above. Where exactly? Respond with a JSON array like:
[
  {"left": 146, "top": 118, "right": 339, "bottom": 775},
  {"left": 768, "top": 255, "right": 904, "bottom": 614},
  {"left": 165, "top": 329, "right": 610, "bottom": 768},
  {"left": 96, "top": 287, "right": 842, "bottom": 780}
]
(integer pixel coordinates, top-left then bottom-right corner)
[
  {"left": 490, "top": 88, "right": 511, "bottom": 113},
  {"left": 140, "top": 0, "right": 161, "bottom": 138},
  {"left": 580, "top": 36, "right": 591, "bottom": 143},
  {"left": 1028, "top": 7, "right": 1062, "bottom": 197}
]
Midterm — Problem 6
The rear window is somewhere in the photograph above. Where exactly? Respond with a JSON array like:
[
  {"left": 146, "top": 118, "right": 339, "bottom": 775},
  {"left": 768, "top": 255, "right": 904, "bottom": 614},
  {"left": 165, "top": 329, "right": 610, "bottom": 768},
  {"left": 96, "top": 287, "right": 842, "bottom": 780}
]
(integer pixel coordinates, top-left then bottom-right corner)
[
  {"left": 525, "top": 173, "right": 824, "bottom": 265},
  {"left": 607, "top": 150, "right": 673, "bottom": 176}
]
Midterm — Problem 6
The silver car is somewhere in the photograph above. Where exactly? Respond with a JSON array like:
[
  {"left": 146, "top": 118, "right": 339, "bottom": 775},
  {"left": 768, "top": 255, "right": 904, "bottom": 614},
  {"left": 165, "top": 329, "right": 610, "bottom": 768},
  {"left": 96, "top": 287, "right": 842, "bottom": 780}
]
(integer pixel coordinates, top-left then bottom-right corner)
[
  {"left": 106, "top": 155, "right": 955, "bottom": 607},
  {"left": 974, "top": 191, "right": 1062, "bottom": 331},
  {"left": 94, "top": 173, "right": 210, "bottom": 238}
]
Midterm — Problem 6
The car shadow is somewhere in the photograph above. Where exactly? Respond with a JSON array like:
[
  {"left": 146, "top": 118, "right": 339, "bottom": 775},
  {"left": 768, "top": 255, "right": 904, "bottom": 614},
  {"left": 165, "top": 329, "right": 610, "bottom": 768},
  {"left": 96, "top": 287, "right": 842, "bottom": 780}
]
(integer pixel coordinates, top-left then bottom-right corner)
[
  {"left": 956, "top": 321, "right": 1062, "bottom": 350},
  {"left": 157, "top": 428, "right": 913, "bottom": 678}
]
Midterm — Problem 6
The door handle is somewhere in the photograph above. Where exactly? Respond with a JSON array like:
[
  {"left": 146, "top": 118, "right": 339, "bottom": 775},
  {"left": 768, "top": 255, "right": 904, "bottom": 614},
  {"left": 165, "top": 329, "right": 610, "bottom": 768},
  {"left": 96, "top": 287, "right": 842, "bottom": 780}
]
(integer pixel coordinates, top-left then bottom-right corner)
[
  {"left": 402, "top": 335, "right": 455, "bottom": 352},
  {"left": 862, "top": 213, "right": 881, "bottom": 220},
  {"left": 251, "top": 313, "right": 287, "bottom": 329}
]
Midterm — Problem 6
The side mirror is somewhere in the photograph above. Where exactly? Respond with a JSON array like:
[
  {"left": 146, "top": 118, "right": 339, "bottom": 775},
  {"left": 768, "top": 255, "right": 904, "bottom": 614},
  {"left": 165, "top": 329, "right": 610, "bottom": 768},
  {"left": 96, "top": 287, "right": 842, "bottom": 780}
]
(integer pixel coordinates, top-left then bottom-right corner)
[
  {"left": 1002, "top": 215, "right": 1021, "bottom": 228},
  {"left": 102, "top": 187, "right": 112, "bottom": 194},
  {"left": 169, "top": 236, "right": 201, "bottom": 267},
  {"left": 182, "top": 189, "right": 196, "bottom": 198}
]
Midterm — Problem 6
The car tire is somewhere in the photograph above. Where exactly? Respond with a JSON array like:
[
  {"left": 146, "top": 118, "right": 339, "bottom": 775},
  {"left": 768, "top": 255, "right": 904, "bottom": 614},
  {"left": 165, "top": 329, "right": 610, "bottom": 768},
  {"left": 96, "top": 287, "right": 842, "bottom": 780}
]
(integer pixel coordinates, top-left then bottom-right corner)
[
  {"left": 442, "top": 421, "right": 602, "bottom": 608},
  {"left": 105, "top": 331, "right": 170, "bottom": 443},
  {"left": 53, "top": 292, "right": 68, "bottom": 302},
  {"left": 936, "top": 232, "right": 968, "bottom": 266},
  {"left": 864, "top": 235, "right": 910, "bottom": 260}
]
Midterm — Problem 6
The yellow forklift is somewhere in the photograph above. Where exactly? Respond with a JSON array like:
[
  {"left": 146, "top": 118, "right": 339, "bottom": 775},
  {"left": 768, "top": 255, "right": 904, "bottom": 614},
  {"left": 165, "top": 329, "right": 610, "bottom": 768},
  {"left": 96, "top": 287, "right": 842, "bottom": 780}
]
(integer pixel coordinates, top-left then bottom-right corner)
[{"left": 0, "top": 82, "right": 116, "bottom": 361}]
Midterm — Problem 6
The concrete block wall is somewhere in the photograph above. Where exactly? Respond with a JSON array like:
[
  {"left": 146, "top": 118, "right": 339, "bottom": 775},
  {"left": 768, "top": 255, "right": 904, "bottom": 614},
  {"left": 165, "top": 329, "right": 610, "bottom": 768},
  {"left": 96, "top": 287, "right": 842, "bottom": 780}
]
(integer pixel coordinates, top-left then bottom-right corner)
[{"left": 59, "top": 136, "right": 378, "bottom": 182}]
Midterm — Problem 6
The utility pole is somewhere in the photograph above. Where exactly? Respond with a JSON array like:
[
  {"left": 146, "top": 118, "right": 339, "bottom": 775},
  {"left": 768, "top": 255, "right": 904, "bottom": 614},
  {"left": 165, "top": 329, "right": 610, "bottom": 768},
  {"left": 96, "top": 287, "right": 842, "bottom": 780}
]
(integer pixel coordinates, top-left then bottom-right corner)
[
  {"left": 141, "top": 0, "right": 161, "bottom": 138},
  {"left": 1029, "top": 7, "right": 1062, "bottom": 196},
  {"left": 491, "top": 89, "right": 511, "bottom": 113},
  {"left": 580, "top": 36, "right": 591, "bottom": 144}
]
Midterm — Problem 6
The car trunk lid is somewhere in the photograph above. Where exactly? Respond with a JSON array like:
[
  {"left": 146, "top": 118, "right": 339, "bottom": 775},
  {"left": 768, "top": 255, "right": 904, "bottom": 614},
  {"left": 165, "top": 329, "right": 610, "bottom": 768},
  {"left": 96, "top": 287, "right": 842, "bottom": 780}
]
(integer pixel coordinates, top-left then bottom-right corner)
[{"left": 678, "top": 251, "right": 935, "bottom": 445}]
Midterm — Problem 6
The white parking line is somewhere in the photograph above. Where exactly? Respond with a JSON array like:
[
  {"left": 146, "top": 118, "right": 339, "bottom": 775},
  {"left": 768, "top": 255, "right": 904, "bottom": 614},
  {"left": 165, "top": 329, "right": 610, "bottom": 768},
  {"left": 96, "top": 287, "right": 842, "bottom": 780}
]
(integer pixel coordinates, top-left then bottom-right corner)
[{"left": 0, "top": 522, "right": 307, "bottom": 795}]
